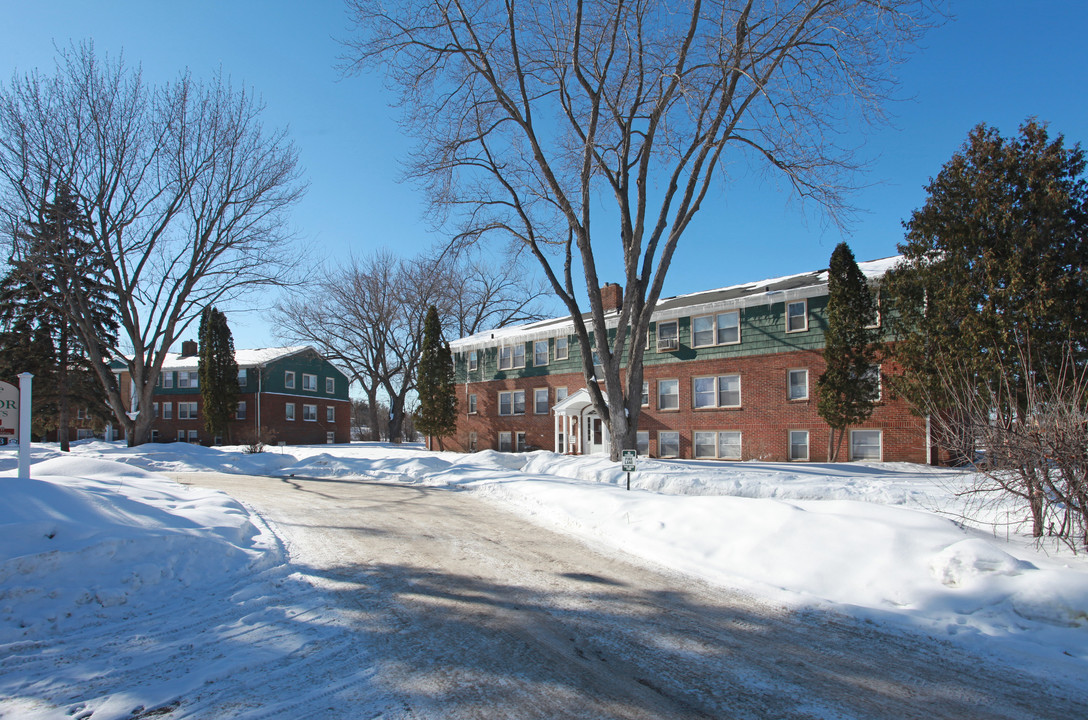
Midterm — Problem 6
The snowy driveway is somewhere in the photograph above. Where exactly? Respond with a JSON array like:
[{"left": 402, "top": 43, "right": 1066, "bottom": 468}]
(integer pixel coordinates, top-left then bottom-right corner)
[{"left": 173, "top": 471, "right": 1083, "bottom": 719}]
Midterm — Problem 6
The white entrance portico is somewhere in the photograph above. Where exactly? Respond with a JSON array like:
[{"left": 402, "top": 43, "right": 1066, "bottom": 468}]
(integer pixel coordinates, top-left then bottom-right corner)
[{"left": 552, "top": 388, "right": 610, "bottom": 455}]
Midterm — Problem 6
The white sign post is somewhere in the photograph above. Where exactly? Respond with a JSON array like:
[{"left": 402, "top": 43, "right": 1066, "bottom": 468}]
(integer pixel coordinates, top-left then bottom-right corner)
[{"left": 18, "top": 373, "right": 32, "bottom": 480}]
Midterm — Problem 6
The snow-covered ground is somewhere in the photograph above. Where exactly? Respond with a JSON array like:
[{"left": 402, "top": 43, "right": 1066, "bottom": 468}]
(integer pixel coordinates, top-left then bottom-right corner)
[{"left": 2, "top": 440, "right": 1086, "bottom": 717}]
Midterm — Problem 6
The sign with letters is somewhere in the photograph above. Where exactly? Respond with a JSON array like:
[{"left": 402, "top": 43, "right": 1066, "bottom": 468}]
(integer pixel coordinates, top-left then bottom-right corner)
[
  {"left": 622, "top": 449, "right": 637, "bottom": 472},
  {"left": 0, "top": 380, "right": 19, "bottom": 444}
]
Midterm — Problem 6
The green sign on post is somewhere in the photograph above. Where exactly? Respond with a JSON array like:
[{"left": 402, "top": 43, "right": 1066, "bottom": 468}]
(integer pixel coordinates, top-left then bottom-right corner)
[{"left": 622, "top": 449, "right": 636, "bottom": 490}]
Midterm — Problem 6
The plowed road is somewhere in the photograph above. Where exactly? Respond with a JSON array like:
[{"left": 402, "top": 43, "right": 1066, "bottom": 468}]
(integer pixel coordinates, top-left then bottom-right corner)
[{"left": 175, "top": 472, "right": 1084, "bottom": 719}]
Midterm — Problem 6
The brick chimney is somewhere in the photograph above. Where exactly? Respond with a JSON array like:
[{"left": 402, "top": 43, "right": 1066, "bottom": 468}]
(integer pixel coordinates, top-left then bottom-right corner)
[
  {"left": 600, "top": 282, "right": 622, "bottom": 312},
  {"left": 180, "top": 340, "right": 198, "bottom": 357}
]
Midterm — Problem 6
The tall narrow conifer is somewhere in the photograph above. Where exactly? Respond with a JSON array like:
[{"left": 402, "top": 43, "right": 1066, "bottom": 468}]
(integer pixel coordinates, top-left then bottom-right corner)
[
  {"left": 198, "top": 307, "right": 240, "bottom": 442},
  {"left": 817, "top": 242, "right": 880, "bottom": 461}
]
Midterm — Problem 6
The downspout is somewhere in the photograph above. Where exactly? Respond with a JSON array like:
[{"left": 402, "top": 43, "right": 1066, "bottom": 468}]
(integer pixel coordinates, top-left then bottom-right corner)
[{"left": 256, "top": 364, "right": 263, "bottom": 443}]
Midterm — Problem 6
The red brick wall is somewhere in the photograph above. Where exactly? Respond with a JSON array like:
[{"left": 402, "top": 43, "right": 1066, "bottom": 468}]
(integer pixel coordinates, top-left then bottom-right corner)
[{"left": 446, "top": 348, "right": 928, "bottom": 462}]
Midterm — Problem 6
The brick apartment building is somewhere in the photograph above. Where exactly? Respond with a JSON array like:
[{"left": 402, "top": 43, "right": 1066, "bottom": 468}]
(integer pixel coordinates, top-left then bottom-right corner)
[
  {"left": 446, "top": 256, "right": 932, "bottom": 463},
  {"left": 113, "top": 344, "right": 352, "bottom": 445}
]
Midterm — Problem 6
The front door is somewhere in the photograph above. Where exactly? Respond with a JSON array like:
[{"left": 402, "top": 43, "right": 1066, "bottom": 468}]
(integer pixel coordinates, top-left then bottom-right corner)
[{"left": 586, "top": 413, "right": 608, "bottom": 455}]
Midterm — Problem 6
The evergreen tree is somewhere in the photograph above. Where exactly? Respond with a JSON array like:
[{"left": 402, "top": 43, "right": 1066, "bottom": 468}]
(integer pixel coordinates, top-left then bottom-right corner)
[
  {"left": 883, "top": 120, "right": 1088, "bottom": 461},
  {"left": 816, "top": 242, "right": 880, "bottom": 461},
  {"left": 0, "top": 182, "right": 117, "bottom": 447},
  {"left": 198, "top": 307, "right": 240, "bottom": 442},
  {"left": 415, "top": 305, "right": 457, "bottom": 448}
]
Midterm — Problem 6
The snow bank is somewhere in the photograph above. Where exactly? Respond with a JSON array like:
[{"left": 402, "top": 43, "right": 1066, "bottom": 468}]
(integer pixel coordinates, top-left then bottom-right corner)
[{"left": 0, "top": 456, "right": 277, "bottom": 643}]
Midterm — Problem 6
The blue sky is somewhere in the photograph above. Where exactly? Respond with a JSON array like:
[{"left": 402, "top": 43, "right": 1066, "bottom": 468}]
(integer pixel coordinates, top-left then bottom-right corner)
[{"left": 3, "top": 1, "right": 1087, "bottom": 350}]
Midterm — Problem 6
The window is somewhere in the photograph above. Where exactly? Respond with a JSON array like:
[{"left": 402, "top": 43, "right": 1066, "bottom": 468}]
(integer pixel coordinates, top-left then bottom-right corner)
[
  {"left": 788, "top": 369, "right": 809, "bottom": 401},
  {"left": 693, "top": 375, "right": 741, "bottom": 409},
  {"left": 76, "top": 407, "right": 87, "bottom": 420},
  {"left": 327, "top": 406, "right": 335, "bottom": 423},
  {"left": 498, "top": 390, "right": 525, "bottom": 416},
  {"left": 468, "top": 350, "right": 479, "bottom": 371},
  {"left": 864, "top": 365, "right": 882, "bottom": 401},
  {"left": 641, "top": 381, "right": 649, "bottom": 407},
  {"left": 850, "top": 430, "right": 882, "bottom": 461},
  {"left": 696, "top": 431, "right": 742, "bottom": 459},
  {"left": 534, "top": 340, "right": 549, "bottom": 366},
  {"left": 163, "top": 372, "right": 173, "bottom": 389},
  {"left": 498, "top": 344, "right": 525, "bottom": 370},
  {"left": 326, "top": 377, "right": 335, "bottom": 394},
  {"left": 694, "top": 431, "right": 717, "bottom": 459},
  {"left": 658, "top": 431, "right": 680, "bottom": 458},
  {"left": 534, "top": 388, "right": 549, "bottom": 414},
  {"left": 77, "top": 428, "right": 94, "bottom": 440},
  {"left": 150, "top": 430, "right": 159, "bottom": 443},
  {"left": 866, "top": 290, "right": 882, "bottom": 329},
  {"left": 178, "top": 371, "right": 198, "bottom": 389},
  {"left": 188, "top": 430, "right": 199, "bottom": 442},
  {"left": 327, "top": 432, "right": 336, "bottom": 444},
  {"left": 468, "top": 431, "right": 477, "bottom": 452},
  {"left": 285, "top": 371, "right": 296, "bottom": 389},
  {"left": 468, "top": 393, "right": 478, "bottom": 414},
  {"left": 178, "top": 402, "right": 198, "bottom": 420},
  {"left": 789, "top": 431, "right": 809, "bottom": 461},
  {"left": 177, "top": 430, "right": 186, "bottom": 442},
  {"left": 152, "top": 402, "right": 159, "bottom": 419},
  {"left": 657, "top": 321, "right": 679, "bottom": 351},
  {"left": 515, "top": 431, "right": 527, "bottom": 452},
  {"left": 237, "top": 401, "right": 247, "bottom": 420},
  {"left": 238, "top": 369, "right": 247, "bottom": 387},
  {"left": 555, "top": 387, "right": 568, "bottom": 402},
  {"left": 555, "top": 336, "right": 569, "bottom": 360},
  {"left": 498, "top": 431, "right": 512, "bottom": 452},
  {"left": 786, "top": 300, "right": 808, "bottom": 332},
  {"left": 162, "top": 402, "right": 173, "bottom": 420},
  {"left": 636, "top": 431, "right": 649, "bottom": 456},
  {"left": 719, "top": 431, "right": 742, "bottom": 460},
  {"left": 214, "top": 435, "right": 222, "bottom": 446},
  {"left": 285, "top": 403, "right": 296, "bottom": 421},
  {"left": 303, "top": 373, "right": 317, "bottom": 391},
  {"left": 303, "top": 404, "right": 317, "bottom": 421},
  {"left": 658, "top": 379, "right": 679, "bottom": 410},
  {"left": 692, "top": 310, "right": 740, "bottom": 347}
]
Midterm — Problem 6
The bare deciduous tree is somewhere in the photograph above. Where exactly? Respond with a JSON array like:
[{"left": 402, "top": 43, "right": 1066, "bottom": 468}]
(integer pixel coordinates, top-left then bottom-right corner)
[
  {"left": 0, "top": 44, "right": 304, "bottom": 445},
  {"left": 343, "top": 0, "right": 937, "bottom": 460},
  {"left": 930, "top": 341, "right": 1088, "bottom": 550},
  {"left": 275, "top": 248, "right": 547, "bottom": 441}
]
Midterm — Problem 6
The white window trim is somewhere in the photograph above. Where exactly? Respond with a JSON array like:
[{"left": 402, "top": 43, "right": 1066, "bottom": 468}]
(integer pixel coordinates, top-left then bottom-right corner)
[
  {"left": 326, "top": 377, "right": 335, "bottom": 394},
  {"left": 657, "top": 321, "right": 679, "bottom": 352},
  {"left": 303, "top": 404, "right": 317, "bottom": 422},
  {"left": 658, "top": 379, "right": 680, "bottom": 411},
  {"left": 788, "top": 369, "right": 809, "bottom": 401},
  {"left": 286, "top": 402, "right": 296, "bottom": 421},
  {"left": 498, "top": 431, "right": 512, "bottom": 452},
  {"left": 327, "top": 406, "right": 335, "bottom": 422},
  {"left": 163, "top": 372, "right": 173, "bottom": 389},
  {"left": 303, "top": 373, "right": 318, "bottom": 391},
  {"left": 237, "top": 401, "right": 247, "bottom": 420},
  {"left": 789, "top": 430, "right": 810, "bottom": 461},
  {"left": 468, "top": 350, "right": 479, "bottom": 371},
  {"left": 694, "top": 430, "right": 743, "bottom": 460},
  {"left": 555, "top": 337, "right": 569, "bottom": 361},
  {"left": 658, "top": 431, "right": 681, "bottom": 458},
  {"left": 692, "top": 374, "right": 741, "bottom": 409},
  {"left": 498, "top": 390, "right": 525, "bottom": 416},
  {"left": 285, "top": 371, "right": 296, "bottom": 389},
  {"left": 533, "top": 340, "right": 549, "bottom": 367},
  {"left": 641, "top": 381, "right": 650, "bottom": 408},
  {"left": 849, "top": 429, "right": 883, "bottom": 461},
  {"left": 533, "top": 387, "right": 549, "bottom": 415},
  {"left": 691, "top": 310, "right": 741, "bottom": 348},
  {"left": 786, "top": 300, "right": 808, "bottom": 333},
  {"left": 468, "top": 393, "right": 477, "bottom": 414},
  {"left": 162, "top": 402, "right": 173, "bottom": 420}
]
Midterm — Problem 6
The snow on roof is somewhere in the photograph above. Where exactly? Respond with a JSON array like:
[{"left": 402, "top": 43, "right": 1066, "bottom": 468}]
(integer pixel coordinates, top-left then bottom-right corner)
[
  {"left": 449, "top": 255, "right": 904, "bottom": 350},
  {"left": 156, "top": 346, "right": 312, "bottom": 371}
]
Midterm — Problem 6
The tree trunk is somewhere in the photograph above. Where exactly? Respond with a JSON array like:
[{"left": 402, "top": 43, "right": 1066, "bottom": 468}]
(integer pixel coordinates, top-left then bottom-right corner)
[{"left": 58, "top": 325, "right": 70, "bottom": 452}]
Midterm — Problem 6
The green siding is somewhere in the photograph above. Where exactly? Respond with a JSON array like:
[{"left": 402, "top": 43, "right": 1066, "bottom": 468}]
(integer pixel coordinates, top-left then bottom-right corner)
[{"left": 455, "top": 297, "right": 833, "bottom": 382}]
